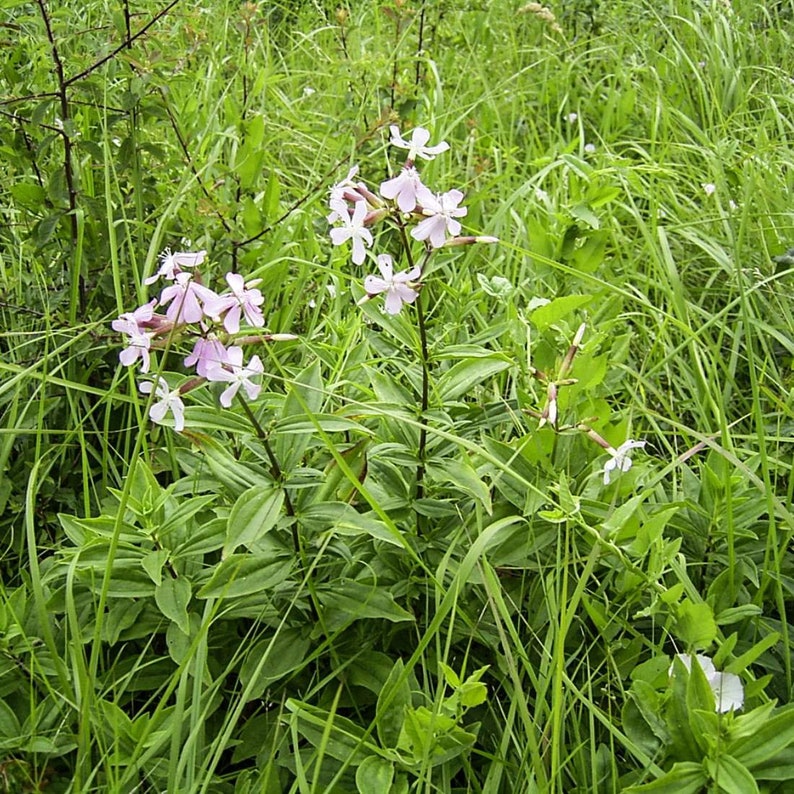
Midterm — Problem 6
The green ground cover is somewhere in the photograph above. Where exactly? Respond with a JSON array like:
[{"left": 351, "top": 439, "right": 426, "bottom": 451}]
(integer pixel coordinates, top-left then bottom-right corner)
[{"left": 2, "top": 0, "right": 794, "bottom": 790}]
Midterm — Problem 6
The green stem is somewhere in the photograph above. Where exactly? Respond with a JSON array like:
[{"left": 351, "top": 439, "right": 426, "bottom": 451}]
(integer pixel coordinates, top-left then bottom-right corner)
[
  {"left": 235, "top": 393, "right": 319, "bottom": 621},
  {"left": 395, "top": 222, "right": 432, "bottom": 526}
]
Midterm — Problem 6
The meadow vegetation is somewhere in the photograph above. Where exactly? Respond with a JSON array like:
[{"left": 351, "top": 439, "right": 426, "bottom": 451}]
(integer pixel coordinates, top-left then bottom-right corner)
[{"left": 2, "top": 0, "right": 794, "bottom": 791}]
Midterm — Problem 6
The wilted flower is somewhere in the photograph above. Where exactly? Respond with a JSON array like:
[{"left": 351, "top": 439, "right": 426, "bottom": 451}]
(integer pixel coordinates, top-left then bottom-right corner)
[
  {"left": 389, "top": 125, "right": 449, "bottom": 163},
  {"left": 329, "top": 198, "right": 374, "bottom": 264},
  {"left": 139, "top": 376, "right": 185, "bottom": 432},
  {"left": 144, "top": 248, "right": 207, "bottom": 286},
  {"left": 206, "top": 345, "right": 264, "bottom": 407},
  {"left": 411, "top": 187, "right": 467, "bottom": 248},
  {"left": 603, "top": 439, "right": 646, "bottom": 484},
  {"left": 359, "top": 254, "right": 421, "bottom": 315},
  {"left": 671, "top": 654, "right": 744, "bottom": 713}
]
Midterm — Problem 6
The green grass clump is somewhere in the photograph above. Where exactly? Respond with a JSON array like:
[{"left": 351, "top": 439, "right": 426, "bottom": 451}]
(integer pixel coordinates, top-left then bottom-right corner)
[{"left": 2, "top": 0, "right": 794, "bottom": 791}]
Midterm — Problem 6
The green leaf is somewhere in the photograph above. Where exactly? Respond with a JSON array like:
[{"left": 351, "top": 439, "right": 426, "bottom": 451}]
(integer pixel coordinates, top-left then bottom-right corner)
[
  {"left": 623, "top": 762, "right": 707, "bottom": 793},
  {"left": 436, "top": 355, "right": 511, "bottom": 402},
  {"left": 377, "top": 659, "right": 412, "bottom": 748},
  {"left": 704, "top": 754, "right": 758, "bottom": 794},
  {"left": 530, "top": 294, "right": 593, "bottom": 330},
  {"left": 356, "top": 755, "right": 394, "bottom": 793},
  {"left": 223, "top": 485, "right": 284, "bottom": 557},
  {"left": 730, "top": 704, "right": 794, "bottom": 769},
  {"left": 428, "top": 458, "right": 492, "bottom": 514},
  {"left": 0, "top": 699, "right": 21, "bottom": 740},
  {"left": 675, "top": 599, "right": 717, "bottom": 650},
  {"left": 318, "top": 581, "right": 415, "bottom": 629},
  {"left": 276, "top": 361, "right": 324, "bottom": 471},
  {"left": 239, "top": 628, "right": 311, "bottom": 701},
  {"left": 196, "top": 554, "right": 292, "bottom": 599},
  {"left": 141, "top": 549, "right": 169, "bottom": 586},
  {"left": 285, "top": 699, "right": 374, "bottom": 765},
  {"left": 154, "top": 576, "right": 191, "bottom": 634}
]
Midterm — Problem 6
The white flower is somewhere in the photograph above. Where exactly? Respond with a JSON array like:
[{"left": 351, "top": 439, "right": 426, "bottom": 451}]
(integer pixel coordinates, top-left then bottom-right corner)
[
  {"left": 411, "top": 187, "right": 467, "bottom": 248},
  {"left": 584, "top": 143, "right": 596, "bottom": 154},
  {"left": 603, "top": 439, "right": 645, "bottom": 484},
  {"left": 360, "top": 254, "right": 421, "bottom": 315},
  {"left": 702, "top": 182, "right": 716, "bottom": 197},
  {"left": 671, "top": 654, "right": 744, "bottom": 713},
  {"left": 329, "top": 198, "right": 374, "bottom": 264},
  {"left": 380, "top": 166, "right": 425, "bottom": 212},
  {"left": 144, "top": 248, "right": 207, "bottom": 285},
  {"left": 389, "top": 125, "right": 449, "bottom": 162},
  {"left": 139, "top": 377, "right": 185, "bottom": 432},
  {"left": 206, "top": 346, "right": 264, "bottom": 407},
  {"left": 566, "top": 112, "right": 578, "bottom": 123}
]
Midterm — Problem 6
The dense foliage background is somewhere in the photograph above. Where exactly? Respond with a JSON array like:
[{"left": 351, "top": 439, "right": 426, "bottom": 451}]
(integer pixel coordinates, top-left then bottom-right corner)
[{"left": 2, "top": 0, "right": 794, "bottom": 791}]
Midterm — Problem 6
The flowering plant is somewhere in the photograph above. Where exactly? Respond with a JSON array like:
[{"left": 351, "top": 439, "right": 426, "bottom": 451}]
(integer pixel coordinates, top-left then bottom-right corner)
[{"left": 113, "top": 248, "right": 293, "bottom": 430}]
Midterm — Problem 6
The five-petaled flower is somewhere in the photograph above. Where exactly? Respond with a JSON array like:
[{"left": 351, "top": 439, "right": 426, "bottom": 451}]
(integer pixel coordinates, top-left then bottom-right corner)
[
  {"left": 184, "top": 333, "right": 228, "bottom": 378},
  {"left": 329, "top": 198, "right": 374, "bottom": 265},
  {"left": 380, "top": 166, "right": 425, "bottom": 213},
  {"left": 139, "top": 376, "right": 185, "bottom": 432},
  {"left": 360, "top": 254, "right": 421, "bottom": 315},
  {"left": 112, "top": 300, "right": 158, "bottom": 372},
  {"left": 144, "top": 248, "right": 207, "bottom": 285},
  {"left": 389, "top": 126, "right": 449, "bottom": 163},
  {"left": 671, "top": 654, "right": 744, "bottom": 713},
  {"left": 159, "top": 272, "right": 219, "bottom": 324},
  {"left": 206, "top": 345, "right": 264, "bottom": 407},
  {"left": 411, "top": 187, "right": 467, "bottom": 248},
  {"left": 203, "top": 273, "right": 265, "bottom": 334},
  {"left": 603, "top": 439, "right": 646, "bottom": 484}
]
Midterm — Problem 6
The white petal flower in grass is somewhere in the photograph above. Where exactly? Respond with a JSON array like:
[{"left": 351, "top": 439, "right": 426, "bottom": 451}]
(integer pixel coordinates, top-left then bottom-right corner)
[
  {"left": 329, "top": 199, "right": 373, "bottom": 265},
  {"left": 360, "top": 254, "right": 421, "bottom": 315},
  {"left": 206, "top": 346, "right": 264, "bottom": 407},
  {"left": 603, "top": 439, "right": 645, "bottom": 484},
  {"left": 380, "top": 166, "right": 425, "bottom": 212},
  {"left": 388, "top": 125, "right": 449, "bottom": 162},
  {"left": 411, "top": 187, "right": 467, "bottom": 248},
  {"left": 203, "top": 272, "right": 265, "bottom": 334},
  {"left": 139, "top": 377, "right": 185, "bottom": 432},
  {"left": 144, "top": 248, "right": 206, "bottom": 285},
  {"left": 671, "top": 654, "right": 744, "bottom": 713}
]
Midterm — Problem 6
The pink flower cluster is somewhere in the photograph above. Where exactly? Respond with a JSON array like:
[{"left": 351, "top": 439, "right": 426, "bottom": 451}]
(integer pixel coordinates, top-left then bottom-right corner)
[
  {"left": 113, "top": 250, "right": 290, "bottom": 431},
  {"left": 326, "top": 125, "right": 497, "bottom": 316}
]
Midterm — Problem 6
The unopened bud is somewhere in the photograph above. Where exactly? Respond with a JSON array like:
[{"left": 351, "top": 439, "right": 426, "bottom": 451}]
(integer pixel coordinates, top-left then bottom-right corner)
[
  {"left": 443, "top": 235, "right": 500, "bottom": 247},
  {"left": 364, "top": 208, "right": 389, "bottom": 226},
  {"left": 266, "top": 333, "right": 299, "bottom": 342},
  {"left": 179, "top": 376, "right": 206, "bottom": 394}
]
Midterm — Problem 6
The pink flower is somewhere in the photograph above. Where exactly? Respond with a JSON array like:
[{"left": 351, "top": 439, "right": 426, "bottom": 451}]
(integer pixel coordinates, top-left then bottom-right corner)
[
  {"left": 329, "top": 199, "right": 374, "bottom": 265},
  {"left": 389, "top": 126, "right": 449, "bottom": 163},
  {"left": 203, "top": 273, "right": 265, "bottom": 334},
  {"left": 139, "top": 376, "right": 185, "bottom": 431},
  {"left": 112, "top": 300, "right": 158, "bottom": 372},
  {"left": 380, "top": 166, "right": 425, "bottom": 212},
  {"left": 184, "top": 334, "right": 229, "bottom": 377},
  {"left": 159, "top": 272, "right": 218, "bottom": 324},
  {"left": 144, "top": 248, "right": 207, "bottom": 285},
  {"left": 360, "top": 254, "right": 421, "bottom": 315},
  {"left": 411, "top": 187, "right": 467, "bottom": 248},
  {"left": 206, "top": 346, "right": 264, "bottom": 407}
]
